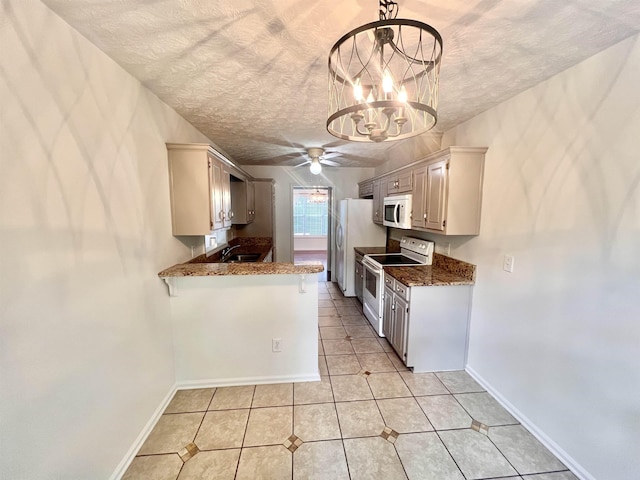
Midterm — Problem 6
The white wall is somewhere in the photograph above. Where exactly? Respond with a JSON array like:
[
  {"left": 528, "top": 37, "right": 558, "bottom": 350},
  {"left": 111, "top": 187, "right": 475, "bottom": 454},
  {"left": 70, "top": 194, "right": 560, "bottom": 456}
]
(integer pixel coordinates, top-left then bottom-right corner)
[
  {"left": 168, "top": 275, "right": 319, "bottom": 386},
  {"left": 0, "top": 1, "right": 210, "bottom": 478},
  {"left": 294, "top": 236, "right": 328, "bottom": 251},
  {"left": 241, "top": 166, "right": 376, "bottom": 271},
  {"left": 392, "top": 35, "right": 640, "bottom": 480}
]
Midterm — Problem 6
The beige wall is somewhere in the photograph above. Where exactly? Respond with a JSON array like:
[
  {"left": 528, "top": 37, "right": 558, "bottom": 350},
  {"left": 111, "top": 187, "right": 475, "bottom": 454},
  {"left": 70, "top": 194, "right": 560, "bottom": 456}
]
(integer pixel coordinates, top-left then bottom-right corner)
[
  {"left": 0, "top": 1, "right": 210, "bottom": 478},
  {"left": 389, "top": 34, "right": 640, "bottom": 480},
  {"left": 374, "top": 131, "right": 442, "bottom": 176}
]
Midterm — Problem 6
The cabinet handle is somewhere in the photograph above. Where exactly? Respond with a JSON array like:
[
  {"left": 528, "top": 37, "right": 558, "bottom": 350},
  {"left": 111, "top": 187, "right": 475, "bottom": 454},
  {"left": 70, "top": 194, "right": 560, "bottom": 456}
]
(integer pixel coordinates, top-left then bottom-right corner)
[
  {"left": 219, "top": 210, "right": 225, "bottom": 220},
  {"left": 229, "top": 211, "right": 234, "bottom": 219}
]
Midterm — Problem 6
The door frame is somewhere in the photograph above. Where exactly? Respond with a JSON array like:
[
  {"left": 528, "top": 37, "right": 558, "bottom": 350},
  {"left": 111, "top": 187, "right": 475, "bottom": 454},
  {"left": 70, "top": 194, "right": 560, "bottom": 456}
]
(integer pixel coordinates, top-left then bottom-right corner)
[{"left": 290, "top": 185, "right": 332, "bottom": 278}]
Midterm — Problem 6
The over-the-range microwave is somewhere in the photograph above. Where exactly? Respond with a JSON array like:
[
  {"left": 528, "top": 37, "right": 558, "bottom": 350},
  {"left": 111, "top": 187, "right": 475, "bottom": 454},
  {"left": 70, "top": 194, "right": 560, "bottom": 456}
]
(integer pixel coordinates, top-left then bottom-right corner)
[{"left": 383, "top": 194, "right": 412, "bottom": 229}]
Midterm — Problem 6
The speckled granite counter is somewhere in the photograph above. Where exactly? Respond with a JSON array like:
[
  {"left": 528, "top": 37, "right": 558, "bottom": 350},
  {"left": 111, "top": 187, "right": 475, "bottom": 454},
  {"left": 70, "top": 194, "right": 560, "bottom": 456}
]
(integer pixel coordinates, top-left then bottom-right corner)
[
  {"left": 354, "top": 246, "right": 389, "bottom": 256},
  {"left": 159, "top": 236, "right": 323, "bottom": 277},
  {"left": 384, "top": 253, "right": 475, "bottom": 287},
  {"left": 188, "top": 236, "right": 273, "bottom": 263},
  {"left": 159, "top": 261, "right": 323, "bottom": 277}
]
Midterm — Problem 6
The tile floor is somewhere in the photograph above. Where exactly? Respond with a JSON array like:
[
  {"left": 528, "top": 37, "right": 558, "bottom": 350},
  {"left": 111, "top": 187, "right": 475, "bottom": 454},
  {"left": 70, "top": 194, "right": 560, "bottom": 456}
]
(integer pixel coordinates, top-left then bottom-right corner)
[{"left": 123, "top": 281, "right": 576, "bottom": 480}]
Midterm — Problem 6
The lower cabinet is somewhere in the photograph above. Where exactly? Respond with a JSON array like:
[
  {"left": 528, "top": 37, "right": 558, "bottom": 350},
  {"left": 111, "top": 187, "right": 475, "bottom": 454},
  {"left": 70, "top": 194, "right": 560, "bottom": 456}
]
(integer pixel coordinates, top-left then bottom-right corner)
[
  {"left": 382, "top": 276, "right": 409, "bottom": 362},
  {"left": 382, "top": 274, "right": 472, "bottom": 372},
  {"left": 354, "top": 253, "right": 364, "bottom": 303}
]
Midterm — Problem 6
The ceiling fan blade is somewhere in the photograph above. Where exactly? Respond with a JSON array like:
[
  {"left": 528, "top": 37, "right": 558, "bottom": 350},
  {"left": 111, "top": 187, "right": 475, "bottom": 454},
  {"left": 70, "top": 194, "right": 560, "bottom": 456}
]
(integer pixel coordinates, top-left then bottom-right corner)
[
  {"left": 320, "top": 159, "right": 341, "bottom": 167},
  {"left": 322, "top": 152, "right": 342, "bottom": 160},
  {"left": 294, "top": 161, "right": 311, "bottom": 168}
]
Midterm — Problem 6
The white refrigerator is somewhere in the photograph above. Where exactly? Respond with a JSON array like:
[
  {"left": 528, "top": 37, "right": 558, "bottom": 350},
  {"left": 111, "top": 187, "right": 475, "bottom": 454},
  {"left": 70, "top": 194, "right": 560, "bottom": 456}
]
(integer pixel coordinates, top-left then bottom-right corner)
[{"left": 335, "top": 199, "right": 387, "bottom": 296}]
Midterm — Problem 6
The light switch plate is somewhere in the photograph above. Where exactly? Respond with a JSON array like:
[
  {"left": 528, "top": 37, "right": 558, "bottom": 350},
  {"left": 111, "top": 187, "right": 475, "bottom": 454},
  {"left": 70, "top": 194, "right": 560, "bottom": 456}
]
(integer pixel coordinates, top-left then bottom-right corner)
[{"left": 503, "top": 255, "right": 515, "bottom": 273}]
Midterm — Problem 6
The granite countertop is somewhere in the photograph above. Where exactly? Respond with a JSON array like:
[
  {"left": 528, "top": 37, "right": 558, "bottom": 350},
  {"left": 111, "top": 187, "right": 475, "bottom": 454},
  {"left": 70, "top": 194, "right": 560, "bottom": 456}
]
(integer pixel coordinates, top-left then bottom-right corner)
[
  {"left": 158, "top": 236, "right": 323, "bottom": 277},
  {"left": 354, "top": 246, "right": 389, "bottom": 256},
  {"left": 158, "top": 261, "right": 324, "bottom": 278},
  {"left": 188, "top": 237, "right": 272, "bottom": 263},
  {"left": 384, "top": 253, "right": 476, "bottom": 287}
]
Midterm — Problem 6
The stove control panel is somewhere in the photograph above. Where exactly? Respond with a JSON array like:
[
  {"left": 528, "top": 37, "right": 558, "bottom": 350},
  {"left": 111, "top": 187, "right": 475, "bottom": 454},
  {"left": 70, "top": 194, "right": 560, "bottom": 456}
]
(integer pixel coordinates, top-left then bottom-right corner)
[{"left": 400, "top": 236, "right": 435, "bottom": 257}]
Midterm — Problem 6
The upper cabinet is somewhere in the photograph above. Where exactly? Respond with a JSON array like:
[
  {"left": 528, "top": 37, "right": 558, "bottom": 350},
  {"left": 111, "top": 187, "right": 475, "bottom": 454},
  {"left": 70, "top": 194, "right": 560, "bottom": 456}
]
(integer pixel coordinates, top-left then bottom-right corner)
[
  {"left": 363, "top": 146, "right": 487, "bottom": 235},
  {"left": 386, "top": 169, "right": 413, "bottom": 195},
  {"left": 167, "top": 143, "right": 245, "bottom": 235},
  {"left": 411, "top": 147, "right": 487, "bottom": 235},
  {"left": 358, "top": 180, "right": 373, "bottom": 199},
  {"left": 372, "top": 179, "right": 385, "bottom": 224},
  {"left": 231, "top": 178, "right": 256, "bottom": 224}
]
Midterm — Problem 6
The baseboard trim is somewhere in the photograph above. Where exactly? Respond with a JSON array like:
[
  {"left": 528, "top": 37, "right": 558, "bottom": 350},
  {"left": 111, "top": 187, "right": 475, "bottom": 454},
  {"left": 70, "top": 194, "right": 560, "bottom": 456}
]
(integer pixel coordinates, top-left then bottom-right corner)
[
  {"left": 465, "top": 365, "right": 594, "bottom": 480},
  {"left": 176, "top": 373, "right": 321, "bottom": 389},
  {"left": 109, "top": 384, "right": 177, "bottom": 480}
]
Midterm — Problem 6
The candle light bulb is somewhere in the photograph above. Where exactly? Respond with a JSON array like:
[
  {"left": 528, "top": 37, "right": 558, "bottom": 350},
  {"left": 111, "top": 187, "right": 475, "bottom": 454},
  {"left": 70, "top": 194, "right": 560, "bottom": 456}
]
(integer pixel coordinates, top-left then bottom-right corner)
[
  {"left": 398, "top": 85, "right": 408, "bottom": 103},
  {"left": 353, "top": 78, "right": 363, "bottom": 102},
  {"left": 382, "top": 69, "right": 394, "bottom": 94}
]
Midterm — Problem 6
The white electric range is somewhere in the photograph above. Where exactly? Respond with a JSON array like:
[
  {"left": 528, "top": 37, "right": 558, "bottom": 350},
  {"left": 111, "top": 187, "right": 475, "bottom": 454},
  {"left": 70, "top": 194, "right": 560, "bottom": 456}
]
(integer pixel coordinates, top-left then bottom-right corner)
[{"left": 361, "top": 236, "right": 434, "bottom": 336}]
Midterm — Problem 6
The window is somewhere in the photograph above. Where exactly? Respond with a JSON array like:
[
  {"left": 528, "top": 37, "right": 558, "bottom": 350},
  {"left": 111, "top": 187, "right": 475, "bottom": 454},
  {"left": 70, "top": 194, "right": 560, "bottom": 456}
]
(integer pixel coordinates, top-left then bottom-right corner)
[{"left": 293, "top": 189, "right": 328, "bottom": 236}]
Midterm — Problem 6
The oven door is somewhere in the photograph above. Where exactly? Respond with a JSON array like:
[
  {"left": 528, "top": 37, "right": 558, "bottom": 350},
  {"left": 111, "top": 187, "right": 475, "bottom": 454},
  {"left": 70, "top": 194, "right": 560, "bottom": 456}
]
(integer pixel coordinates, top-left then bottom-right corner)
[{"left": 362, "top": 258, "right": 384, "bottom": 336}]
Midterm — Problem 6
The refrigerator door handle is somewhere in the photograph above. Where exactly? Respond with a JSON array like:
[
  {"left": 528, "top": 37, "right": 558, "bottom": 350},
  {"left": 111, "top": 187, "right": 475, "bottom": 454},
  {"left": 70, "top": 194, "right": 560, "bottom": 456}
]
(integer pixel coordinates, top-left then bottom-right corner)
[{"left": 336, "top": 224, "right": 343, "bottom": 249}]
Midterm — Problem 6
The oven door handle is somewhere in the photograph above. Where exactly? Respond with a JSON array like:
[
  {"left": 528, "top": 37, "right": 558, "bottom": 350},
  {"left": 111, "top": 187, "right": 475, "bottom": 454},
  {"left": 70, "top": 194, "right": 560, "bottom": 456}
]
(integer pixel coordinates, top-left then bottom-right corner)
[{"left": 362, "top": 257, "right": 381, "bottom": 273}]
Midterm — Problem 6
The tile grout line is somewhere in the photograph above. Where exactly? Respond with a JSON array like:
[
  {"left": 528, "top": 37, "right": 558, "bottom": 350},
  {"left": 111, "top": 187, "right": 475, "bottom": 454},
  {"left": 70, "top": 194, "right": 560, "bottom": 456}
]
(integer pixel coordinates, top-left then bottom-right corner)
[
  {"left": 233, "top": 386, "right": 256, "bottom": 479},
  {"left": 433, "top": 428, "right": 470, "bottom": 480}
]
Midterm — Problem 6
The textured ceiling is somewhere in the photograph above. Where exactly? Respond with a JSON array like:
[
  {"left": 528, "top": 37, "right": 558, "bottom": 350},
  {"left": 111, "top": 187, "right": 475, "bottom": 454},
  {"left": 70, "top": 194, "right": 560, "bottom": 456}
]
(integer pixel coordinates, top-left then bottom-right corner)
[{"left": 42, "top": 0, "right": 640, "bottom": 167}]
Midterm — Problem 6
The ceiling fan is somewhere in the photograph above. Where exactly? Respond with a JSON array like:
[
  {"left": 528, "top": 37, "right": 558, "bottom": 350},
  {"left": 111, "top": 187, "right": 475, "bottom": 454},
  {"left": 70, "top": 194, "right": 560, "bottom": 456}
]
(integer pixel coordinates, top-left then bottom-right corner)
[{"left": 296, "top": 147, "right": 341, "bottom": 175}]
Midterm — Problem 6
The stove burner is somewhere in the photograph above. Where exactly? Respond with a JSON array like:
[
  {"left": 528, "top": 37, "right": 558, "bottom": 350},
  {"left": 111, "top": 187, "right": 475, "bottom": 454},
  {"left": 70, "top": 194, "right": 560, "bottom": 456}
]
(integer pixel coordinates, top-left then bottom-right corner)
[{"left": 367, "top": 254, "right": 422, "bottom": 266}]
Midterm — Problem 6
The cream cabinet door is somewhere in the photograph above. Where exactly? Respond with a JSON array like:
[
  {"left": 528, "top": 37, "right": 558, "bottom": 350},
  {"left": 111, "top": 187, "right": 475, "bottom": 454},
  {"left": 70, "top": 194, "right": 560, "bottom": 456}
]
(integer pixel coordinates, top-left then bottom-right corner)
[
  {"left": 412, "top": 167, "right": 427, "bottom": 229},
  {"left": 372, "top": 180, "right": 382, "bottom": 224},
  {"left": 425, "top": 159, "right": 448, "bottom": 231},
  {"left": 209, "top": 156, "right": 225, "bottom": 230},
  {"left": 222, "top": 169, "right": 232, "bottom": 228},
  {"left": 247, "top": 180, "right": 255, "bottom": 222}
]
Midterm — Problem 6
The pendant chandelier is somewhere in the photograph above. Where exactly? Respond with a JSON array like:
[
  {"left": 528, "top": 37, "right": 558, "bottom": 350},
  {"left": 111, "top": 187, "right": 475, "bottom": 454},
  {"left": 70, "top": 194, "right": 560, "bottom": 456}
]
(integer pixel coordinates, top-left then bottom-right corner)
[
  {"left": 327, "top": 0, "right": 442, "bottom": 143},
  {"left": 309, "top": 189, "right": 326, "bottom": 203}
]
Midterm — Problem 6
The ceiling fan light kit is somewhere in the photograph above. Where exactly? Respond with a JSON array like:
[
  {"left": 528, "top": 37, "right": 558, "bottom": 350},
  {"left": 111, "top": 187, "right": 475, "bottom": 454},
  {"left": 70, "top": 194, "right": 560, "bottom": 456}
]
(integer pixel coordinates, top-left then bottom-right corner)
[
  {"left": 309, "top": 157, "right": 322, "bottom": 175},
  {"left": 327, "top": 0, "right": 443, "bottom": 143}
]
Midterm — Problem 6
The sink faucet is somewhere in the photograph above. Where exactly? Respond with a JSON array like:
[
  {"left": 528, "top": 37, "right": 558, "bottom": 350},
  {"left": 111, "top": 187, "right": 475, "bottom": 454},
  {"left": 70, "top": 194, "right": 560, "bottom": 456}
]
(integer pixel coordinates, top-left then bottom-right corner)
[{"left": 221, "top": 244, "right": 241, "bottom": 261}]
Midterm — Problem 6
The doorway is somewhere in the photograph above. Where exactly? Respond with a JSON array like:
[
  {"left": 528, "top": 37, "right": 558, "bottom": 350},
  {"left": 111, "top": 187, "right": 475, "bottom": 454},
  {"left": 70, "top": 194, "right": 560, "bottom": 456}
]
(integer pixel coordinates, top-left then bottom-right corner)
[{"left": 292, "top": 186, "right": 331, "bottom": 281}]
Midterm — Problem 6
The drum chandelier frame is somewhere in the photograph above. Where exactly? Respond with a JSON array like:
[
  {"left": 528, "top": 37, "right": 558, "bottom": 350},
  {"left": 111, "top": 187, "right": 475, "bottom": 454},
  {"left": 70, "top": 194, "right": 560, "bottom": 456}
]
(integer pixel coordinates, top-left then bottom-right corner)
[{"left": 327, "top": 0, "right": 443, "bottom": 143}]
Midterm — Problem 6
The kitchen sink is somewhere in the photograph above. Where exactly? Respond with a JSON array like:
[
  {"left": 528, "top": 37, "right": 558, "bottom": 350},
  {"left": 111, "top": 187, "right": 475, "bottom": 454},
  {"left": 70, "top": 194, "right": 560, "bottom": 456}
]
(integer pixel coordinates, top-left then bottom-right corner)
[{"left": 223, "top": 253, "right": 261, "bottom": 263}]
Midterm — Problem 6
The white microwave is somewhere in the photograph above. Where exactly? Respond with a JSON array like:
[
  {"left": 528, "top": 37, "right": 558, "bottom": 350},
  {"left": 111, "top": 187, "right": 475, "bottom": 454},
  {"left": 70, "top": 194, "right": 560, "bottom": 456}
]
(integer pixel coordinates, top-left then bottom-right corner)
[{"left": 383, "top": 194, "right": 412, "bottom": 229}]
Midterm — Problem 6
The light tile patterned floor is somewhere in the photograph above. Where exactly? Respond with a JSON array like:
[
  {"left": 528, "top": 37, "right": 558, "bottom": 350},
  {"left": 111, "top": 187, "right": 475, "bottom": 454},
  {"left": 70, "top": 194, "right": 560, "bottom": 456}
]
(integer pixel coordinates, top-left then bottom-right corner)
[{"left": 123, "top": 282, "right": 577, "bottom": 480}]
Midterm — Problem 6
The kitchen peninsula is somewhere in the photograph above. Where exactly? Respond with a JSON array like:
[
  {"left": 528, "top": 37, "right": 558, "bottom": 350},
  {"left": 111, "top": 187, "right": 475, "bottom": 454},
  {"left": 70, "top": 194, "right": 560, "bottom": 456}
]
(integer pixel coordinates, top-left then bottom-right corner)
[{"left": 158, "top": 242, "right": 323, "bottom": 388}]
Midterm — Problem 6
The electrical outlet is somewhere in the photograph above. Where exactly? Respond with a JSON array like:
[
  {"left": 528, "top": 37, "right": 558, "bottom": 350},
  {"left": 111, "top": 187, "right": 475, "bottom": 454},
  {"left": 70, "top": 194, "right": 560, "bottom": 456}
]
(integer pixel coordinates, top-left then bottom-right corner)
[
  {"left": 443, "top": 242, "right": 451, "bottom": 255},
  {"left": 503, "top": 255, "right": 515, "bottom": 273},
  {"left": 272, "top": 338, "right": 282, "bottom": 352}
]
